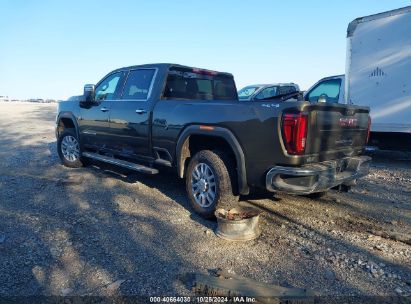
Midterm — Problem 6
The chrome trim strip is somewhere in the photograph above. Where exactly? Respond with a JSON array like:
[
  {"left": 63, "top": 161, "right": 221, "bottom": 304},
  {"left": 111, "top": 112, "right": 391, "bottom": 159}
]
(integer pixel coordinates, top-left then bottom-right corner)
[{"left": 82, "top": 152, "right": 159, "bottom": 174}]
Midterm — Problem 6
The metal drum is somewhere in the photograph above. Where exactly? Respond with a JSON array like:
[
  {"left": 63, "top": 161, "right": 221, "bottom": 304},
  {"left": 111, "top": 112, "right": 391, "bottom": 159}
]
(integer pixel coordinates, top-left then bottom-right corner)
[{"left": 215, "top": 207, "right": 261, "bottom": 241}]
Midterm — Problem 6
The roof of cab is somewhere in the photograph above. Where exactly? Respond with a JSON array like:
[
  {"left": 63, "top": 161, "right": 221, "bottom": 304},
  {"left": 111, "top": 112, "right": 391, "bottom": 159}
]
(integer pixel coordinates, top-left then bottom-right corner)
[
  {"left": 318, "top": 75, "right": 344, "bottom": 81},
  {"left": 111, "top": 63, "right": 233, "bottom": 76}
]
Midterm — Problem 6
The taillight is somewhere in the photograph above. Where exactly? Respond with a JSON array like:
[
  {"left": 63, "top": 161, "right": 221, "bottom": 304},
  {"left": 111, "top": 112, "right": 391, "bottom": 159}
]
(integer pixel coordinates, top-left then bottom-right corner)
[
  {"left": 282, "top": 113, "right": 308, "bottom": 155},
  {"left": 366, "top": 116, "right": 371, "bottom": 144}
]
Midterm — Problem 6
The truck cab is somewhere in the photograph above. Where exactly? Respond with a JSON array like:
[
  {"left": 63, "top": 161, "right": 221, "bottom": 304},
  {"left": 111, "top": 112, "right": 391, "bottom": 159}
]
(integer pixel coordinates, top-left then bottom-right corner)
[{"left": 238, "top": 83, "right": 300, "bottom": 101}]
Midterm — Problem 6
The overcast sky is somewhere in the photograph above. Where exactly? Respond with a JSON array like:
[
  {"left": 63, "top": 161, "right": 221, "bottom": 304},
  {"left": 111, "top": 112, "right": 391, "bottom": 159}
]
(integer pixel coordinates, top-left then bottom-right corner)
[{"left": 1, "top": 0, "right": 410, "bottom": 100}]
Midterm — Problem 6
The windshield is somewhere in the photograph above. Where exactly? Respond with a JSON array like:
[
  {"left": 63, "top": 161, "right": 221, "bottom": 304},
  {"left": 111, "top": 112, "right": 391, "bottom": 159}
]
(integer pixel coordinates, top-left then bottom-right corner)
[{"left": 238, "top": 86, "right": 260, "bottom": 100}]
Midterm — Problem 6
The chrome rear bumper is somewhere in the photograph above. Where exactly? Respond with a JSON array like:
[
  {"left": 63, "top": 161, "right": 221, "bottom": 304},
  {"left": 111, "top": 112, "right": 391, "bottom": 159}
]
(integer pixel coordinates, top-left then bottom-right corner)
[{"left": 266, "top": 156, "right": 371, "bottom": 194}]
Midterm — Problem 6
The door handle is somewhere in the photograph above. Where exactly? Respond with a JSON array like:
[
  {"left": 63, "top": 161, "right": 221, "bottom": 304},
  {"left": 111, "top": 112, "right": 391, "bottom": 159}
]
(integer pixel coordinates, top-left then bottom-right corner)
[
  {"left": 100, "top": 107, "right": 109, "bottom": 112},
  {"left": 135, "top": 109, "right": 147, "bottom": 114}
]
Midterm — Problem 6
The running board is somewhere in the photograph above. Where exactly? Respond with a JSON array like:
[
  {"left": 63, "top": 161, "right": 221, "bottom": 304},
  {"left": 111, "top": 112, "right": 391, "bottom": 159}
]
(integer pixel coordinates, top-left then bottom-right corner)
[{"left": 82, "top": 152, "right": 159, "bottom": 174}]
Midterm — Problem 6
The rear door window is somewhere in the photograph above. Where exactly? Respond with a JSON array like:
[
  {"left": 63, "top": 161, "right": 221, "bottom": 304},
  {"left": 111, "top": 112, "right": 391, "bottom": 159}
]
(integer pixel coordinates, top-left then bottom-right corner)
[
  {"left": 121, "top": 69, "right": 156, "bottom": 100},
  {"left": 254, "top": 86, "right": 297, "bottom": 100},
  {"left": 278, "top": 86, "right": 297, "bottom": 95},
  {"left": 162, "top": 67, "right": 237, "bottom": 100},
  {"left": 255, "top": 86, "right": 278, "bottom": 100}
]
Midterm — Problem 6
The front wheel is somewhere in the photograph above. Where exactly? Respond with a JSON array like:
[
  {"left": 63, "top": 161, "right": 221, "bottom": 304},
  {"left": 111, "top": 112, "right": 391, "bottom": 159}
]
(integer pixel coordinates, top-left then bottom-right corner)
[
  {"left": 57, "top": 129, "right": 85, "bottom": 168},
  {"left": 185, "top": 150, "right": 238, "bottom": 218}
]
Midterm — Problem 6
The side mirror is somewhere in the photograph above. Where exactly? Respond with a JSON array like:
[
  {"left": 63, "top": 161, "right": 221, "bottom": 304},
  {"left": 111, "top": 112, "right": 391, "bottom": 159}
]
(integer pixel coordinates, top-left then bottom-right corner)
[
  {"left": 317, "top": 94, "right": 327, "bottom": 103},
  {"left": 83, "top": 84, "right": 95, "bottom": 103}
]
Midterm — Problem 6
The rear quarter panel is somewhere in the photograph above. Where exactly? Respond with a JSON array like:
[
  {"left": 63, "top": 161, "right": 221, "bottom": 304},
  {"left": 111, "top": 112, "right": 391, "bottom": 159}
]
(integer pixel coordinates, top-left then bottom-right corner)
[{"left": 152, "top": 99, "right": 317, "bottom": 187}]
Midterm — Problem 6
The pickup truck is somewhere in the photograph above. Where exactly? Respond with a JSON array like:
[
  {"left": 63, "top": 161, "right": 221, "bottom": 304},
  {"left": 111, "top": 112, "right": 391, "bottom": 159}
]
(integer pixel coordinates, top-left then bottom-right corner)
[
  {"left": 56, "top": 63, "right": 371, "bottom": 218},
  {"left": 238, "top": 83, "right": 300, "bottom": 101}
]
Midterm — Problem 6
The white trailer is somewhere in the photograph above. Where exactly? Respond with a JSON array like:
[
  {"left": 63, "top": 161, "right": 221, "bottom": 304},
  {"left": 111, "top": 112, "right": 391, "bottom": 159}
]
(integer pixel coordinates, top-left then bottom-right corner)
[{"left": 346, "top": 6, "right": 411, "bottom": 141}]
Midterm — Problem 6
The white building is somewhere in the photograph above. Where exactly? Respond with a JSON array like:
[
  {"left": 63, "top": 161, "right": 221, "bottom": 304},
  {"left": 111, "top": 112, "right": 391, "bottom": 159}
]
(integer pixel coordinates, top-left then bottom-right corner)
[{"left": 0, "top": 96, "right": 10, "bottom": 102}]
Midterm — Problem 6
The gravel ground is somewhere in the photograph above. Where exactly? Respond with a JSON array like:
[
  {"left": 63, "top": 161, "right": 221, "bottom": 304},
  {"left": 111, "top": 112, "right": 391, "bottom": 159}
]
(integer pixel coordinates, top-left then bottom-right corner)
[{"left": 0, "top": 101, "right": 410, "bottom": 300}]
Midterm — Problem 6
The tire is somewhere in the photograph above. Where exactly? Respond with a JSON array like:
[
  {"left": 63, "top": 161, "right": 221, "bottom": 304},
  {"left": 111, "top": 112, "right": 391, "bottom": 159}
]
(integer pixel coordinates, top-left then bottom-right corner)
[
  {"left": 57, "top": 129, "right": 85, "bottom": 168},
  {"left": 185, "top": 150, "right": 238, "bottom": 218}
]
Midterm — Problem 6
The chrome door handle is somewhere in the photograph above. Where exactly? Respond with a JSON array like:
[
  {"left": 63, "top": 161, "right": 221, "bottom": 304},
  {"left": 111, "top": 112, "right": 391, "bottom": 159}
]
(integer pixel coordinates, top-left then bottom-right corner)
[
  {"left": 135, "top": 109, "right": 147, "bottom": 114},
  {"left": 100, "top": 107, "right": 109, "bottom": 112}
]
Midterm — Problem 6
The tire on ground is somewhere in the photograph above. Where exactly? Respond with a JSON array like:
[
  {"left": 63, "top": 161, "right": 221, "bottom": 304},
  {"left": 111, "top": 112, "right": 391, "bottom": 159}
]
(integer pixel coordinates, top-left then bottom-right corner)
[
  {"left": 185, "top": 150, "right": 238, "bottom": 218},
  {"left": 57, "top": 129, "right": 85, "bottom": 168}
]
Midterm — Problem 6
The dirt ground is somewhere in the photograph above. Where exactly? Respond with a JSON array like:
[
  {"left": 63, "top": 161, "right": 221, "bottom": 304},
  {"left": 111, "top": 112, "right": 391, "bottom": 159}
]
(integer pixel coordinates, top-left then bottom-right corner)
[{"left": 0, "top": 102, "right": 410, "bottom": 300}]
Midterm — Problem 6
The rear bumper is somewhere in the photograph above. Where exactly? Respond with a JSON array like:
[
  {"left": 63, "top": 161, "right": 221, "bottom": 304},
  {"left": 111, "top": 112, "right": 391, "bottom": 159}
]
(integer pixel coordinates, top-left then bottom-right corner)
[{"left": 265, "top": 156, "right": 371, "bottom": 194}]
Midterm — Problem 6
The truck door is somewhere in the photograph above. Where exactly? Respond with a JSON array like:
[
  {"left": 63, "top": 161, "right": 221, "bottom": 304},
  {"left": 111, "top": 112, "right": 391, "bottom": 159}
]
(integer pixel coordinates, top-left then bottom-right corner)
[
  {"left": 108, "top": 68, "right": 157, "bottom": 159},
  {"left": 78, "top": 71, "right": 124, "bottom": 149}
]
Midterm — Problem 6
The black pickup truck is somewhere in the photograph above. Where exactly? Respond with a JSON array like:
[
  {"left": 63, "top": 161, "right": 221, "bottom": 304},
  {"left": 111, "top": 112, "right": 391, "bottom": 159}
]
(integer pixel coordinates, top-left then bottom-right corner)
[{"left": 56, "top": 63, "right": 371, "bottom": 217}]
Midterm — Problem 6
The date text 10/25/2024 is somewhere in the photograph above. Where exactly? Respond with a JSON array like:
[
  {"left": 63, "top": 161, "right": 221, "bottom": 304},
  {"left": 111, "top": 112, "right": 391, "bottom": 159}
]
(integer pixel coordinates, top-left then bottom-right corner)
[{"left": 149, "top": 296, "right": 257, "bottom": 303}]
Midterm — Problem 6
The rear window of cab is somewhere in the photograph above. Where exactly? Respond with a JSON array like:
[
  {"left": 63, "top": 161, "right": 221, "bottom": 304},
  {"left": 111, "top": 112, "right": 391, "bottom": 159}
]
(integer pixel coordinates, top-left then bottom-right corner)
[{"left": 162, "top": 67, "right": 238, "bottom": 100}]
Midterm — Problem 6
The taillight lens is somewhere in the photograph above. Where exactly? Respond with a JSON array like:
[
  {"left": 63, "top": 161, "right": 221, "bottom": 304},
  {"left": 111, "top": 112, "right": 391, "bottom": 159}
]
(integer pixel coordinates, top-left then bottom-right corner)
[
  {"left": 282, "top": 113, "right": 308, "bottom": 155},
  {"left": 366, "top": 116, "right": 371, "bottom": 144}
]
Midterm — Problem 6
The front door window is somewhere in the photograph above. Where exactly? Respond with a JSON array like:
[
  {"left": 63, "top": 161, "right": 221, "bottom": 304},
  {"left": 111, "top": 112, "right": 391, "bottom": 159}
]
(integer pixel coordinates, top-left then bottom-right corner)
[
  {"left": 95, "top": 72, "right": 122, "bottom": 101},
  {"left": 307, "top": 79, "right": 341, "bottom": 103}
]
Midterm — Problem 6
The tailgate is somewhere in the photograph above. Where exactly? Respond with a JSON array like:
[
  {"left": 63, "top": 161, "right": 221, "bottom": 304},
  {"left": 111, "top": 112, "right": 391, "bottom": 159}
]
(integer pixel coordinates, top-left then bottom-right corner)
[{"left": 304, "top": 103, "right": 370, "bottom": 156}]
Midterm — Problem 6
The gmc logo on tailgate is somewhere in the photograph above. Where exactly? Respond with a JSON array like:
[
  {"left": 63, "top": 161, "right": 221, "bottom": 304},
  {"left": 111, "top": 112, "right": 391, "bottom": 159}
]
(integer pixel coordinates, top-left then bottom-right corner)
[{"left": 339, "top": 118, "right": 358, "bottom": 127}]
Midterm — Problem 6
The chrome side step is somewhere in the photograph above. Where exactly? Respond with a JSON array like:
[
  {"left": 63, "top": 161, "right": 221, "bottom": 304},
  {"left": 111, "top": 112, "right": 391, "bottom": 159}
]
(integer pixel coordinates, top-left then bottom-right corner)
[{"left": 82, "top": 152, "right": 159, "bottom": 174}]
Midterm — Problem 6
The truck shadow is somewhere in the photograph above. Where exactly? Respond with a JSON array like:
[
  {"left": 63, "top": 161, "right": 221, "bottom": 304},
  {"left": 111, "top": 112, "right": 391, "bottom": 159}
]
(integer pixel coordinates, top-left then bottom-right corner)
[{"left": 85, "top": 161, "right": 217, "bottom": 230}]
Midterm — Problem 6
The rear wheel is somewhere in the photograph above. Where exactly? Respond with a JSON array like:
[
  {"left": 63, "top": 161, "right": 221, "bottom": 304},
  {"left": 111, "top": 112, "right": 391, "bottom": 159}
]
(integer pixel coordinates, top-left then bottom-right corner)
[
  {"left": 57, "top": 129, "right": 85, "bottom": 168},
  {"left": 186, "top": 150, "right": 238, "bottom": 218}
]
